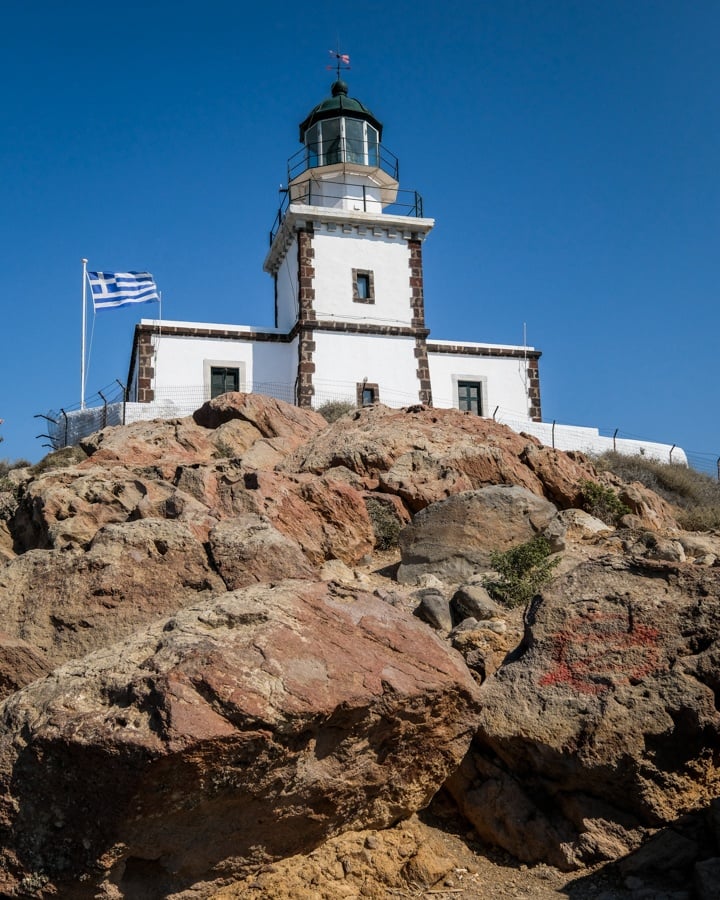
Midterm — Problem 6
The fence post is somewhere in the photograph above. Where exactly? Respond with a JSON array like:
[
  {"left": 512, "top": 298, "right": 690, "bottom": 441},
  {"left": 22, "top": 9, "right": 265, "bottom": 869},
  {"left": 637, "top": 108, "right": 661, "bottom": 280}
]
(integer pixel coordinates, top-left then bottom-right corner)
[
  {"left": 492, "top": 405, "right": 499, "bottom": 421},
  {"left": 98, "top": 390, "right": 108, "bottom": 429},
  {"left": 669, "top": 444, "right": 676, "bottom": 464},
  {"left": 613, "top": 428, "right": 618, "bottom": 452},
  {"left": 60, "top": 409, "right": 68, "bottom": 448},
  {"left": 116, "top": 380, "right": 128, "bottom": 425},
  {"left": 552, "top": 420, "right": 556, "bottom": 449}
]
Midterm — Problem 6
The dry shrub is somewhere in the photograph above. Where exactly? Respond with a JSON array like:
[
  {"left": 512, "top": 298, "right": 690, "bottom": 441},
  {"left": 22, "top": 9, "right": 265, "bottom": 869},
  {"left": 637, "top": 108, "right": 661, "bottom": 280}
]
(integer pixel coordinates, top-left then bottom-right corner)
[
  {"left": 316, "top": 400, "right": 356, "bottom": 423},
  {"left": 596, "top": 451, "right": 720, "bottom": 531}
]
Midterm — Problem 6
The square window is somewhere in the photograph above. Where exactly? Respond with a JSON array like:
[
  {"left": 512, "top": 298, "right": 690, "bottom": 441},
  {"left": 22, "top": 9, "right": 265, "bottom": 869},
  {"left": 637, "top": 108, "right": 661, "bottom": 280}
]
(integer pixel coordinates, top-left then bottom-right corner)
[
  {"left": 352, "top": 269, "right": 375, "bottom": 304},
  {"left": 357, "top": 382, "right": 380, "bottom": 407},
  {"left": 210, "top": 366, "right": 240, "bottom": 399},
  {"left": 458, "top": 381, "right": 482, "bottom": 415}
]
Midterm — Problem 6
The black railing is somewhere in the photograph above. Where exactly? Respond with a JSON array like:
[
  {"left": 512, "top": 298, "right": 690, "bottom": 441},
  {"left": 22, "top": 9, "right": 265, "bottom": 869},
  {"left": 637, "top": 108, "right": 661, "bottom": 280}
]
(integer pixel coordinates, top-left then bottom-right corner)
[
  {"left": 287, "top": 140, "right": 400, "bottom": 183},
  {"left": 269, "top": 178, "right": 425, "bottom": 245}
]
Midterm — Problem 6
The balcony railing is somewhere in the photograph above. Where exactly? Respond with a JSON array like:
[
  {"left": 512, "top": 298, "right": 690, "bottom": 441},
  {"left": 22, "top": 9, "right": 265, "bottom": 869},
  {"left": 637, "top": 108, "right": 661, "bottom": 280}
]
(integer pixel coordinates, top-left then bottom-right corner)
[
  {"left": 287, "top": 139, "right": 400, "bottom": 183},
  {"left": 269, "top": 178, "right": 425, "bottom": 245}
]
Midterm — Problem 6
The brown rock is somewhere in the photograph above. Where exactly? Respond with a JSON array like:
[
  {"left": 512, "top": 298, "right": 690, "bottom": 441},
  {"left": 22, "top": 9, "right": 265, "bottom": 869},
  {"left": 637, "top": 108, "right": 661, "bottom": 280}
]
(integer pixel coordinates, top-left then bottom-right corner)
[
  {"left": 397, "top": 486, "right": 558, "bottom": 584},
  {"left": 543, "top": 508, "right": 612, "bottom": 551},
  {"left": 0, "top": 580, "right": 481, "bottom": 897},
  {"left": 80, "top": 416, "right": 219, "bottom": 467},
  {"left": 208, "top": 515, "right": 316, "bottom": 589},
  {"left": 618, "top": 481, "right": 678, "bottom": 531},
  {"left": 192, "top": 391, "right": 327, "bottom": 444},
  {"left": 282, "top": 404, "right": 632, "bottom": 518},
  {"left": 450, "top": 557, "right": 720, "bottom": 868},
  {"left": 0, "top": 631, "right": 51, "bottom": 700},
  {"left": 0, "top": 519, "right": 224, "bottom": 666}
]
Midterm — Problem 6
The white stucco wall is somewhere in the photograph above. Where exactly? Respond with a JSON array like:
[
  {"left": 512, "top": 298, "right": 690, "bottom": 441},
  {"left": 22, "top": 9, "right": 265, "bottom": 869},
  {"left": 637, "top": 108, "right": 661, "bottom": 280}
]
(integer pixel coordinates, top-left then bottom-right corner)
[
  {"left": 312, "top": 331, "right": 421, "bottom": 407},
  {"left": 312, "top": 229, "right": 413, "bottom": 327},
  {"left": 429, "top": 350, "right": 531, "bottom": 418},
  {"left": 147, "top": 327, "right": 295, "bottom": 406},
  {"left": 275, "top": 234, "right": 299, "bottom": 331}
]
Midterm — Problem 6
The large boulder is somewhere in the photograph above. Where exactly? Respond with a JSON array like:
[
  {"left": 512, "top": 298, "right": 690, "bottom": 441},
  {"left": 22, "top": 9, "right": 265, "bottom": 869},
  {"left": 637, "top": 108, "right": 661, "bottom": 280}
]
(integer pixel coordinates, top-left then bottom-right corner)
[
  {"left": 192, "top": 391, "right": 327, "bottom": 447},
  {"left": 282, "top": 404, "right": 656, "bottom": 520},
  {"left": 208, "top": 514, "right": 316, "bottom": 589},
  {"left": 447, "top": 557, "right": 720, "bottom": 870},
  {"left": 397, "top": 485, "right": 558, "bottom": 584},
  {"left": 0, "top": 519, "right": 224, "bottom": 666},
  {"left": 0, "top": 580, "right": 482, "bottom": 897}
]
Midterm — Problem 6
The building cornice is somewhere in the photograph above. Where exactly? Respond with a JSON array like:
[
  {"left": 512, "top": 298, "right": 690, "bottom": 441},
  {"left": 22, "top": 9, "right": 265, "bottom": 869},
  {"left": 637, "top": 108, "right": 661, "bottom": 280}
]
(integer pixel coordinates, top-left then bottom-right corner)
[
  {"left": 264, "top": 204, "right": 435, "bottom": 275},
  {"left": 132, "top": 321, "right": 294, "bottom": 342},
  {"left": 427, "top": 342, "right": 542, "bottom": 360}
]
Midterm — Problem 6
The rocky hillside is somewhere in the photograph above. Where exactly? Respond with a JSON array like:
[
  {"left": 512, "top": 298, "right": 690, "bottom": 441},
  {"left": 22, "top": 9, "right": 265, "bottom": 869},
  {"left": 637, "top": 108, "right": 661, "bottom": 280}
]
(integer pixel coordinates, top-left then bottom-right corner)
[{"left": 0, "top": 395, "right": 717, "bottom": 899}]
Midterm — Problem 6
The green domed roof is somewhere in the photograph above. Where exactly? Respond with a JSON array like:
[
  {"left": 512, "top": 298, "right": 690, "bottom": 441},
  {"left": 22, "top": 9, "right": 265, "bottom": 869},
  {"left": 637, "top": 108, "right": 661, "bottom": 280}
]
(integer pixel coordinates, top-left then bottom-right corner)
[{"left": 299, "top": 80, "right": 383, "bottom": 142}]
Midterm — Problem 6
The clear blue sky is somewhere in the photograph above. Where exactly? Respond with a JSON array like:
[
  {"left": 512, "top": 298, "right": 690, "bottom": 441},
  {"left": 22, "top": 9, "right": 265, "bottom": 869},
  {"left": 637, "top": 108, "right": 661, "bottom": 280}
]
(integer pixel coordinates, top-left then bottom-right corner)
[{"left": 1, "top": 1, "right": 718, "bottom": 471}]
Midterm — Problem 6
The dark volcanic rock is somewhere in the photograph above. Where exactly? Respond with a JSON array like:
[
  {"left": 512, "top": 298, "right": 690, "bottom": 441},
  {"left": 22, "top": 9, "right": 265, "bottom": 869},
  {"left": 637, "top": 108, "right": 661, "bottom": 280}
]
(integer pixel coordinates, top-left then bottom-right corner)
[{"left": 447, "top": 557, "right": 720, "bottom": 870}]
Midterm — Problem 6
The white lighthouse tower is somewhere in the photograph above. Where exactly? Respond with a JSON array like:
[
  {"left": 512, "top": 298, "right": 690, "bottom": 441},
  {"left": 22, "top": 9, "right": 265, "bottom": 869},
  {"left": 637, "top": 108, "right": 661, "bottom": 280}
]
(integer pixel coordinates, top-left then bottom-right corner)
[
  {"left": 263, "top": 76, "right": 436, "bottom": 409},
  {"left": 126, "top": 72, "right": 543, "bottom": 435}
]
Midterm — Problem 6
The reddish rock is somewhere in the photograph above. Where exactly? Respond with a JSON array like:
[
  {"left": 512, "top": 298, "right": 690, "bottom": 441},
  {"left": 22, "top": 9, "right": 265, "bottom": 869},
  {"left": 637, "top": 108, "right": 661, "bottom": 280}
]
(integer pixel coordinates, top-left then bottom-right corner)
[
  {"left": 282, "top": 405, "right": 672, "bottom": 529},
  {"left": 80, "top": 417, "right": 219, "bottom": 467},
  {"left": 193, "top": 391, "right": 327, "bottom": 444},
  {"left": 208, "top": 515, "right": 316, "bottom": 588},
  {"left": 0, "top": 580, "right": 481, "bottom": 897},
  {"left": 0, "top": 632, "right": 51, "bottom": 700}
]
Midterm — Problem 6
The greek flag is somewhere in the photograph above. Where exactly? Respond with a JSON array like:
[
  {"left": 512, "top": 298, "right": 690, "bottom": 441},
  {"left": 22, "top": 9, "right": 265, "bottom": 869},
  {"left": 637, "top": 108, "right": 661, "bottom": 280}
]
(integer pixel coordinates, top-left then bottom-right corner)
[{"left": 87, "top": 271, "right": 160, "bottom": 311}]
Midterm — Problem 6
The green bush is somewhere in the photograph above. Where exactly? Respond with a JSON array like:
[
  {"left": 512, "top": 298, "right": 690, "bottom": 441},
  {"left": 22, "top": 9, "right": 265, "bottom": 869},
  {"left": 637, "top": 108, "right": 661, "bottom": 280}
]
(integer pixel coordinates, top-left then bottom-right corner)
[
  {"left": 484, "top": 535, "right": 559, "bottom": 609},
  {"left": 365, "top": 497, "right": 402, "bottom": 550},
  {"left": 579, "top": 480, "right": 631, "bottom": 526},
  {"left": 316, "top": 400, "right": 356, "bottom": 423}
]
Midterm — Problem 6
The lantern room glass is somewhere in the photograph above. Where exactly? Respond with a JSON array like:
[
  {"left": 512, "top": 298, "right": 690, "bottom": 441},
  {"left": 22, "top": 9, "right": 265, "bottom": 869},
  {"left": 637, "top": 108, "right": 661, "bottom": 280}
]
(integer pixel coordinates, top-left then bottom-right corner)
[{"left": 305, "top": 118, "right": 380, "bottom": 168}]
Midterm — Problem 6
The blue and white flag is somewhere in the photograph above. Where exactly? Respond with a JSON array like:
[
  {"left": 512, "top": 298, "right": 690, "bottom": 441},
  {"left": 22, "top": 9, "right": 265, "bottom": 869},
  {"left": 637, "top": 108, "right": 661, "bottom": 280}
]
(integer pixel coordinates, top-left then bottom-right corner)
[{"left": 87, "top": 271, "right": 160, "bottom": 311}]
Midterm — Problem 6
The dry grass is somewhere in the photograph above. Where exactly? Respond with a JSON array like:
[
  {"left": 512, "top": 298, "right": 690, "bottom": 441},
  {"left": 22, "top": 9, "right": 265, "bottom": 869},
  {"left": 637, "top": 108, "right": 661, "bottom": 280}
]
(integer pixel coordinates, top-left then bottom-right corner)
[{"left": 595, "top": 451, "right": 720, "bottom": 531}]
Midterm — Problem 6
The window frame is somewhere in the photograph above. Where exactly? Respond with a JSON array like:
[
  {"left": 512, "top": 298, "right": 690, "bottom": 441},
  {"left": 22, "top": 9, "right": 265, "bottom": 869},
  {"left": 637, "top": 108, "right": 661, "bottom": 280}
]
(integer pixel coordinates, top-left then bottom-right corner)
[
  {"left": 306, "top": 117, "right": 379, "bottom": 167},
  {"left": 453, "top": 376, "right": 487, "bottom": 416},
  {"left": 203, "top": 359, "right": 246, "bottom": 400},
  {"left": 352, "top": 268, "right": 375, "bottom": 304},
  {"left": 356, "top": 382, "right": 380, "bottom": 407}
]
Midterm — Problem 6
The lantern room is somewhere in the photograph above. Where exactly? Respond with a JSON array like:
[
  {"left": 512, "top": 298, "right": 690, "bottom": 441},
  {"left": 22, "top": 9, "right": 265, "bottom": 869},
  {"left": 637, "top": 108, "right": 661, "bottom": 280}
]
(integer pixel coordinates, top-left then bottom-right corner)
[{"left": 287, "top": 79, "right": 400, "bottom": 212}]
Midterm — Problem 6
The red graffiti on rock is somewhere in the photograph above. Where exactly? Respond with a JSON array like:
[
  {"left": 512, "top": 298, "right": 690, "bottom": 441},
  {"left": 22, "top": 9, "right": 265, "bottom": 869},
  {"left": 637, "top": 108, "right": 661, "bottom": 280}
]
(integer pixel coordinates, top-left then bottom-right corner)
[{"left": 539, "top": 608, "right": 661, "bottom": 695}]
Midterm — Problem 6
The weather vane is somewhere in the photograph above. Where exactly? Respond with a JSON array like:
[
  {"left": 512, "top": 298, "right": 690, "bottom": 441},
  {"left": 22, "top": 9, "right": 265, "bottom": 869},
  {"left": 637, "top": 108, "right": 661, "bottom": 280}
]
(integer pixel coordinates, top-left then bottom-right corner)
[{"left": 327, "top": 48, "right": 351, "bottom": 80}]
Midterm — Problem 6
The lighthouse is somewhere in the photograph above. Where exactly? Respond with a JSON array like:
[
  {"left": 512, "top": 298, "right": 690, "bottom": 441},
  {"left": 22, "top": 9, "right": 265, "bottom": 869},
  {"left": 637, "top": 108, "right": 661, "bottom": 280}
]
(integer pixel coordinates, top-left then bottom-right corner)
[
  {"left": 264, "top": 77, "right": 436, "bottom": 409},
  {"left": 126, "top": 74, "right": 541, "bottom": 432}
]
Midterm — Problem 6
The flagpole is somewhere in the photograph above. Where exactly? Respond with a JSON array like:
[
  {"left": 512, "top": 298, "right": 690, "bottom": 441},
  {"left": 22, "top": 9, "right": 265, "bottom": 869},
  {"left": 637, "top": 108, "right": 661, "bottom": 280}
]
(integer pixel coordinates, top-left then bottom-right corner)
[
  {"left": 157, "top": 290, "right": 162, "bottom": 388},
  {"left": 81, "top": 258, "right": 88, "bottom": 410}
]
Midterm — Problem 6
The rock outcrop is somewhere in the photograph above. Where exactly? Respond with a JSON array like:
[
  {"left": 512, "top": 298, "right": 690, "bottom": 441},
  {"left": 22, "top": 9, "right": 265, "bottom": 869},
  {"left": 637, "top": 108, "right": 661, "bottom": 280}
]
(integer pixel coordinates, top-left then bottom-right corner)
[
  {"left": 282, "top": 404, "right": 678, "bottom": 529},
  {"left": 0, "top": 393, "right": 712, "bottom": 897}
]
